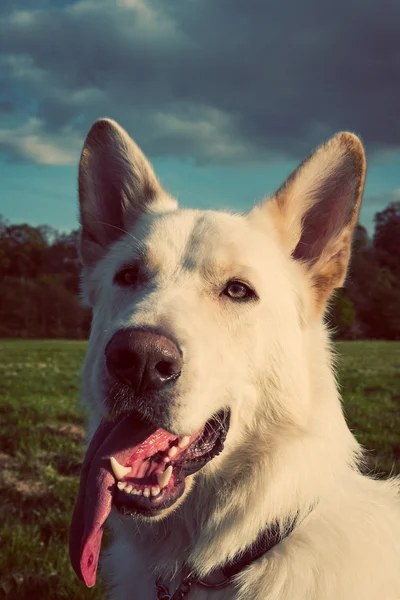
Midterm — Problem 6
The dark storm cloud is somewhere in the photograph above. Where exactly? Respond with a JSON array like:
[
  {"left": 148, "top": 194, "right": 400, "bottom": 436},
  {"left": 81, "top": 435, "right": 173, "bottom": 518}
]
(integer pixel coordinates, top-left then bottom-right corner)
[{"left": 1, "top": 0, "right": 400, "bottom": 164}]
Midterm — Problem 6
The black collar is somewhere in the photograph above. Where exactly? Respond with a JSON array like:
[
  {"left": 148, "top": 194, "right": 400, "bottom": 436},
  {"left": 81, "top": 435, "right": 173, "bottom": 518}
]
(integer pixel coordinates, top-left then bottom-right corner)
[
  {"left": 156, "top": 512, "right": 306, "bottom": 599},
  {"left": 221, "top": 515, "right": 298, "bottom": 580}
]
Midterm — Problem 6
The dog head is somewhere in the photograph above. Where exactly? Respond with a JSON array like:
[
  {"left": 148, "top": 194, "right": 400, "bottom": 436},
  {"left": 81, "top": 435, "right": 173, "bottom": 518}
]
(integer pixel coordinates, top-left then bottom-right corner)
[{"left": 70, "top": 118, "right": 365, "bottom": 586}]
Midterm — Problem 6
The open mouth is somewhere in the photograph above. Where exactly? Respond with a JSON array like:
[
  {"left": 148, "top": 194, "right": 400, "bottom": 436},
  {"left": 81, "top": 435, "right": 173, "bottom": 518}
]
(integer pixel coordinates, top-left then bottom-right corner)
[
  {"left": 69, "top": 409, "right": 230, "bottom": 587},
  {"left": 113, "top": 409, "right": 230, "bottom": 518}
]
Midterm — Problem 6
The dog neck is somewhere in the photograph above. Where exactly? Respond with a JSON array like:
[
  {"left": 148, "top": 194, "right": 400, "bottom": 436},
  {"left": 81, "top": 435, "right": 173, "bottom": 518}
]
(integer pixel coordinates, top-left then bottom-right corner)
[{"left": 154, "top": 510, "right": 310, "bottom": 599}]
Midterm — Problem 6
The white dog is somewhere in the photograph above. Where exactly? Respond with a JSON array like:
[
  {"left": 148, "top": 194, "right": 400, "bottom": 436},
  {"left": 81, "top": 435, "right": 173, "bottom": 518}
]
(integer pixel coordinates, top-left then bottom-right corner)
[{"left": 69, "top": 118, "right": 400, "bottom": 600}]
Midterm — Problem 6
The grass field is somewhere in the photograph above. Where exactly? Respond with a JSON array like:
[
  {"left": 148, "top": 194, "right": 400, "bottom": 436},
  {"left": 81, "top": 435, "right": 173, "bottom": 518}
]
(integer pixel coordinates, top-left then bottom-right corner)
[{"left": 0, "top": 339, "right": 399, "bottom": 599}]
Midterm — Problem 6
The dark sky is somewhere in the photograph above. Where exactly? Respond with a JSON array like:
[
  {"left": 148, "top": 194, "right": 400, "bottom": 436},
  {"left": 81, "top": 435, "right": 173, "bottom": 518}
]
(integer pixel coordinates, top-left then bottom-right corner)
[{"left": 1, "top": 0, "right": 399, "bottom": 231}]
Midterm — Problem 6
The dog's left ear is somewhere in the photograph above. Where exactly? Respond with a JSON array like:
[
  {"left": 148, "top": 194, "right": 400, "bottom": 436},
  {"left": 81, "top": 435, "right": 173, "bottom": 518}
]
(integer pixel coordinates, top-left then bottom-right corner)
[
  {"left": 251, "top": 132, "right": 366, "bottom": 313},
  {"left": 78, "top": 118, "right": 177, "bottom": 266}
]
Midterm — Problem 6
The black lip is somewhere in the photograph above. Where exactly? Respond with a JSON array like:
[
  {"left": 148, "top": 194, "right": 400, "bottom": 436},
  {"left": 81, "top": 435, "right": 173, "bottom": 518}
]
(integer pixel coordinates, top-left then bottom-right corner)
[
  {"left": 113, "top": 409, "right": 230, "bottom": 518},
  {"left": 180, "top": 409, "right": 230, "bottom": 475}
]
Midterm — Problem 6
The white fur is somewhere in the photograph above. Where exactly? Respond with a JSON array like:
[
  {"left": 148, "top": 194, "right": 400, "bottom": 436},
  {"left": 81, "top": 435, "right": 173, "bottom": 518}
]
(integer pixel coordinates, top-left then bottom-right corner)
[{"left": 78, "top": 120, "right": 400, "bottom": 600}]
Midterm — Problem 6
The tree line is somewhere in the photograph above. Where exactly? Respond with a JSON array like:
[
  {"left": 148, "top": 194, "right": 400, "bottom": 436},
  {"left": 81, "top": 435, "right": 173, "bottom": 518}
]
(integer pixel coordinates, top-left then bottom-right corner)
[{"left": 0, "top": 202, "right": 399, "bottom": 340}]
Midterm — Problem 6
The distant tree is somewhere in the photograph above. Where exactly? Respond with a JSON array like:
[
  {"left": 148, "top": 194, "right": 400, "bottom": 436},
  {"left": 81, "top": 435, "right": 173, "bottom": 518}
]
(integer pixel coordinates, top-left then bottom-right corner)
[
  {"left": 328, "top": 290, "right": 356, "bottom": 339},
  {"left": 0, "top": 215, "right": 7, "bottom": 235},
  {"left": 363, "top": 284, "right": 400, "bottom": 340},
  {"left": 41, "top": 229, "right": 81, "bottom": 292},
  {"left": 0, "top": 215, "right": 9, "bottom": 271},
  {"left": 343, "top": 224, "right": 375, "bottom": 337},
  {"left": 373, "top": 202, "right": 400, "bottom": 278},
  {"left": 352, "top": 223, "right": 369, "bottom": 253},
  {"left": 0, "top": 223, "right": 48, "bottom": 278},
  {"left": 0, "top": 222, "right": 90, "bottom": 339}
]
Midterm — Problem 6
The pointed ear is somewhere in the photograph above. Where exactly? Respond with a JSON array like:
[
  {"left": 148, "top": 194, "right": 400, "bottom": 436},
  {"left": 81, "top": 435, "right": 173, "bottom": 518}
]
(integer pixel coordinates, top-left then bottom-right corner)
[
  {"left": 78, "top": 118, "right": 177, "bottom": 266},
  {"left": 251, "top": 132, "right": 366, "bottom": 313}
]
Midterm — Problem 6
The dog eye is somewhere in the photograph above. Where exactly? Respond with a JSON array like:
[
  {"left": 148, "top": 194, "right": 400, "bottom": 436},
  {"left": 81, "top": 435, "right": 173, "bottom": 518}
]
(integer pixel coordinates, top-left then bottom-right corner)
[
  {"left": 114, "top": 266, "right": 139, "bottom": 287},
  {"left": 223, "top": 281, "right": 257, "bottom": 301}
]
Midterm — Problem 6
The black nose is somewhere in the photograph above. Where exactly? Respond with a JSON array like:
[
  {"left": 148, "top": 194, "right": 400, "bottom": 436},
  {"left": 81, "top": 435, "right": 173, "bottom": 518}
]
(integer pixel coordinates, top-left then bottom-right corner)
[{"left": 105, "top": 328, "right": 183, "bottom": 394}]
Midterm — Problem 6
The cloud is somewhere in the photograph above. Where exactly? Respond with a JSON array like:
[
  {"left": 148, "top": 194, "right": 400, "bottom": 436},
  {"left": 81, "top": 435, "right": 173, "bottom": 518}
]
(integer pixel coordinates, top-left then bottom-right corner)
[
  {"left": 0, "top": 117, "right": 79, "bottom": 164},
  {"left": 1, "top": 0, "right": 400, "bottom": 165}
]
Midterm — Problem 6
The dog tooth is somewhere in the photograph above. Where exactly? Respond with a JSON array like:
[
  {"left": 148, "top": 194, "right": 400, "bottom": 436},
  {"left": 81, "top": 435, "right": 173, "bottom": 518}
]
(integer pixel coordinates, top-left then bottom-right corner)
[
  {"left": 125, "top": 485, "right": 133, "bottom": 493},
  {"left": 136, "top": 489, "right": 143, "bottom": 496},
  {"left": 157, "top": 465, "right": 173, "bottom": 489},
  {"left": 143, "top": 488, "right": 150, "bottom": 498},
  {"left": 117, "top": 481, "right": 127, "bottom": 491},
  {"left": 178, "top": 435, "right": 190, "bottom": 448},
  {"left": 131, "top": 489, "right": 138, "bottom": 495},
  {"left": 163, "top": 456, "right": 170, "bottom": 463},
  {"left": 110, "top": 456, "right": 131, "bottom": 480},
  {"left": 168, "top": 446, "right": 178, "bottom": 458},
  {"left": 151, "top": 486, "right": 160, "bottom": 497}
]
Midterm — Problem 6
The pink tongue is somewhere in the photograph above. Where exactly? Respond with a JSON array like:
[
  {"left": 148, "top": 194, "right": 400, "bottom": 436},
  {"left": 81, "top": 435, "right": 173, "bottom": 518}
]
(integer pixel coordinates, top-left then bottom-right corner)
[{"left": 69, "top": 416, "right": 176, "bottom": 587}]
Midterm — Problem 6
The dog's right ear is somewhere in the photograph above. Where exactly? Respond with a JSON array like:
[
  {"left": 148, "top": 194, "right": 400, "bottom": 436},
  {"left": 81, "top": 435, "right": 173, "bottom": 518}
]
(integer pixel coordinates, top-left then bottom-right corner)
[
  {"left": 249, "top": 132, "right": 366, "bottom": 314},
  {"left": 78, "top": 118, "right": 177, "bottom": 266}
]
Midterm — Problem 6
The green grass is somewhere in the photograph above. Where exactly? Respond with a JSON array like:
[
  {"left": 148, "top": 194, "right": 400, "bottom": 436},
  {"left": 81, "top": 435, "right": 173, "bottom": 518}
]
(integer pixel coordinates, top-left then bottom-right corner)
[
  {"left": 336, "top": 341, "right": 400, "bottom": 477},
  {"left": 0, "top": 339, "right": 399, "bottom": 599},
  {"left": 0, "top": 340, "right": 103, "bottom": 599}
]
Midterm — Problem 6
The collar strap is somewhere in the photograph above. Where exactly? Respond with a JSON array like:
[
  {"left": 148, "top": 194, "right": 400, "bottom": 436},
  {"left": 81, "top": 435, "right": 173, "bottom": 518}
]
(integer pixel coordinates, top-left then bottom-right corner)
[
  {"left": 220, "top": 515, "right": 298, "bottom": 581},
  {"left": 156, "top": 512, "right": 305, "bottom": 598}
]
